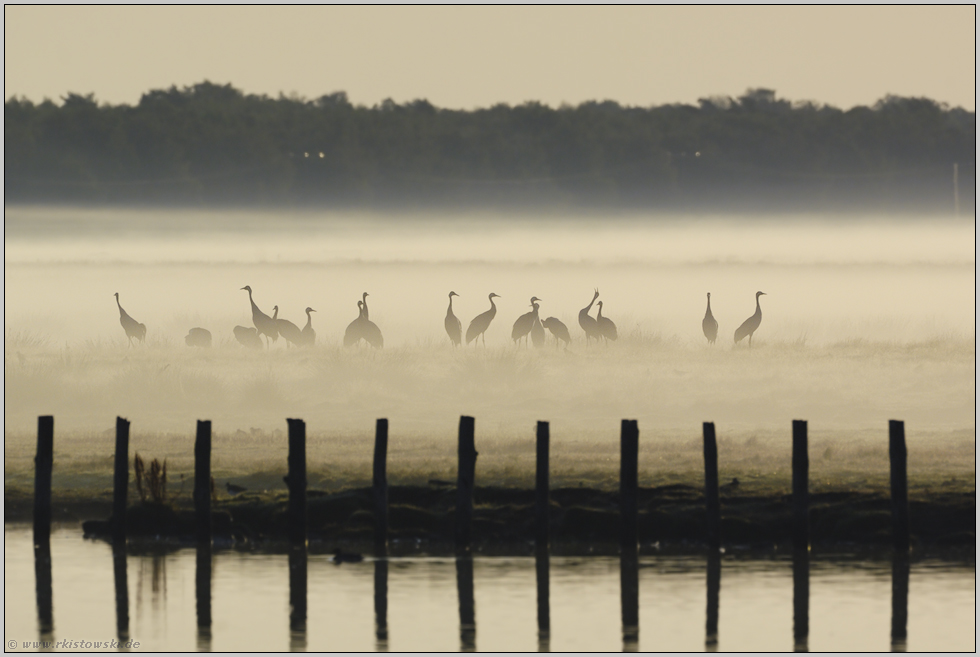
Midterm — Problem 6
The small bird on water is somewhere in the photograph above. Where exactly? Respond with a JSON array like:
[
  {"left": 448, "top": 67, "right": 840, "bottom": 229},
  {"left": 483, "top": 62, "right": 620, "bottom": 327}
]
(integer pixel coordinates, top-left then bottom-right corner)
[
  {"left": 226, "top": 482, "right": 247, "bottom": 495},
  {"left": 331, "top": 548, "right": 363, "bottom": 564}
]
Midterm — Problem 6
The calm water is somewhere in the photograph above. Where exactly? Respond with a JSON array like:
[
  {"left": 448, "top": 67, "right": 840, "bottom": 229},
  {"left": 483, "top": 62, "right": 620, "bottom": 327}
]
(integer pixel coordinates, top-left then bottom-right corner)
[{"left": 4, "top": 526, "right": 975, "bottom": 652}]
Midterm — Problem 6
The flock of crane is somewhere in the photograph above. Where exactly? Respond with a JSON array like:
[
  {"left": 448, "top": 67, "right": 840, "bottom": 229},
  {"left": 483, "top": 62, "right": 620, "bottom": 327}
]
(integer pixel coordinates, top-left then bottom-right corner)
[{"left": 112, "top": 287, "right": 767, "bottom": 350}]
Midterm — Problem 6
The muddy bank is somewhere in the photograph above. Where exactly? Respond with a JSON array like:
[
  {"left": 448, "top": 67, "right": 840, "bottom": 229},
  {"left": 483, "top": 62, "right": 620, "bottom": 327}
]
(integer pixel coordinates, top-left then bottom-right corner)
[{"left": 5, "top": 482, "right": 974, "bottom": 552}]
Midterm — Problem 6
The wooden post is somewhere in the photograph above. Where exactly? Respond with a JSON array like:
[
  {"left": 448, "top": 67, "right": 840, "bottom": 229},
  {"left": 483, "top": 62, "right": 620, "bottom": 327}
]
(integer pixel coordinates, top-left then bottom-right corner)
[
  {"left": 374, "top": 418, "right": 389, "bottom": 555},
  {"left": 34, "top": 541, "right": 54, "bottom": 638},
  {"left": 288, "top": 547, "right": 308, "bottom": 651},
  {"left": 455, "top": 416, "right": 477, "bottom": 552},
  {"left": 374, "top": 558, "right": 389, "bottom": 649},
  {"left": 620, "top": 548, "right": 639, "bottom": 651},
  {"left": 891, "top": 553, "right": 910, "bottom": 651},
  {"left": 792, "top": 420, "right": 809, "bottom": 551},
  {"left": 456, "top": 555, "right": 476, "bottom": 651},
  {"left": 33, "top": 415, "right": 54, "bottom": 547},
  {"left": 620, "top": 419, "right": 639, "bottom": 551},
  {"left": 112, "top": 545, "right": 129, "bottom": 641},
  {"left": 195, "top": 544, "right": 212, "bottom": 644},
  {"left": 535, "top": 547, "right": 550, "bottom": 651},
  {"left": 535, "top": 421, "right": 550, "bottom": 550},
  {"left": 889, "top": 420, "right": 910, "bottom": 553},
  {"left": 194, "top": 420, "right": 212, "bottom": 546},
  {"left": 112, "top": 417, "right": 130, "bottom": 545},
  {"left": 286, "top": 418, "right": 307, "bottom": 546},
  {"left": 792, "top": 548, "right": 809, "bottom": 652},
  {"left": 705, "top": 553, "right": 720, "bottom": 650},
  {"left": 703, "top": 422, "right": 721, "bottom": 551}
]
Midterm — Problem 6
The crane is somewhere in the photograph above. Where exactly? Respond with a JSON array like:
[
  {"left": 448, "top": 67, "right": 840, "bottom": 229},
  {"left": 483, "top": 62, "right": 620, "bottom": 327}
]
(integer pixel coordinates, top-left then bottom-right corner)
[
  {"left": 233, "top": 325, "right": 263, "bottom": 349},
  {"left": 344, "top": 301, "right": 366, "bottom": 347},
  {"left": 114, "top": 292, "right": 146, "bottom": 346},
  {"left": 702, "top": 292, "right": 718, "bottom": 344},
  {"left": 276, "top": 312, "right": 304, "bottom": 348},
  {"left": 596, "top": 301, "right": 618, "bottom": 342},
  {"left": 300, "top": 307, "right": 316, "bottom": 347},
  {"left": 734, "top": 291, "right": 766, "bottom": 346},
  {"left": 241, "top": 286, "right": 278, "bottom": 347},
  {"left": 530, "top": 301, "right": 545, "bottom": 349},
  {"left": 445, "top": 291, "right": 462, "bottom": 347},
  {"left": 511, "top": 296, "right": 541, "bottom": 347},
  {"left": 542, "top": 317, "right": 571, "bottom": 349},
  {"left": 578, "top": 288, "right": 601, "bottom": 345},
  {"left": 185, "top": 327, "right": 212, "bottom": 348},
  {"left": 466, "top": 293, "right": 500, "bottom": 346}
]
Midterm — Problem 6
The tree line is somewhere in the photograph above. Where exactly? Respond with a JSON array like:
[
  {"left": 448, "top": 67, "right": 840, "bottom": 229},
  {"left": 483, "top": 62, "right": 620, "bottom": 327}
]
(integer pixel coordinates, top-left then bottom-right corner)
[{"left": 4, "top": 82, "right": 974, "bottom": 212}]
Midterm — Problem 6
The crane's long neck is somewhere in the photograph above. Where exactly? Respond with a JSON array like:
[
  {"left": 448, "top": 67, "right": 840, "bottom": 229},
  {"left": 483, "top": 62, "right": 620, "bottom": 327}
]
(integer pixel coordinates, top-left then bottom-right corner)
[
  {"left": 447, "top": 296, "right": 455, "bottom": 315},
  {"left": 115, "top": 295, "right": 126, "bottom": 316},
  {"left": 488, "top": 296, "right": 497, "bottom": 316},
  {"left": 362, "top": 294, "right": 369, "bottom": 319},
  {"left": 584, "top": 294, "right": 597, "bottom": 313},
  {"left": 755, "top": 295, "right": 762, "bottom": 316},
  {"left": 706, "top": 295, "right": 712, "bottom": 314},
  {"left": 304, "top": 309, "right": 313, "bottom": 330},
  {"left": 531, "top": 302, "right": 539, "bottom": 318},
  {"left": 247, "top": 289, "right": 261, "bottom": 315}
]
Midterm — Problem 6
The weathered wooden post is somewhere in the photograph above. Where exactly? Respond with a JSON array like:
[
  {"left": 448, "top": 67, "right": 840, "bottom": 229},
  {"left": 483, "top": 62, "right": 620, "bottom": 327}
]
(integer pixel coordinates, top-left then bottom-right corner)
[
  {"left": 113, "top": 546, "right": 129, "bottom": 641},
  {"left": 288, "top": 547, "right": 308, "bottom": 651},
  {"left": 792, "top": 548, "right": 809, "bottom": 652},
  {"left": 703, "top": 422, "right": 721, "bottom": 551},
  {"left": 34, "top": 541, "right": 54, "bottom": 639},
  {"left": 891, "top": 553, "right": 910, "bottom": 651},
  {"left": 535, "top": 420, "right": 550, "bottom": 550},
  {"left": 620, "top": 419, "right": 639, "bottom": 551},
  {"left": 195, "top": 545, "right": 212, "bottom": 648},
  {"left": 455, "top": 416, "right": 477, "bottom": 552},
  {"left": 705, "top": 553, "right": 721, "bottom": 650},
  {"left": 621, "top": 549, "right": 640, "bottom": 651},
  {"left": 112, "top": 417, "right": 131, "bottom": 545},
  {"left": 194, "top": 420, "right": 212, "bottom": 546},
  {"left": 535, "top": 548, "right": 551, "bottom": 651},
  {"left": 374, "top": 418, "right": 389, "bottom": 555},
  {"left": 34, "top": 416, "right": 54, "bottom": 547},
  {"left": 374, "top": 558, "right": 389, "bottom": 649},
  {"left": 286, "top": 418, "right": 307, "bottom": 546},
  {"left": 792, "top": 420, "right": 809, "bottom": 551},
  {"left": 456, "top": 555, "right": 476, "bottom": 651},
  {"left": 889, "top": 420, "right": 910, "bottom": 553}
]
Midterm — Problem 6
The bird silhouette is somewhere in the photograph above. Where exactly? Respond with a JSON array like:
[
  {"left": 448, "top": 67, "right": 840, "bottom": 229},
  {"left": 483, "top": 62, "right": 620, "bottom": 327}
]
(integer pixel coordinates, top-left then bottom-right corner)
[
  {"left": 300, "top": 307, "right": 316, "bottom": 347},
  {"left": 241, "top": 286, "right": 278, "bottom": 347},
  {"left": 445, "top": 291, "right": 462, "bottom": 347},
  {"left": 114, "top": 292, "right": 146, "bottom": 346},
  {"left": 226, "top": 482, "right": 247, "bottom": 495},
  {"left": 578, "top": 288, "right": 601, "bottom": 345},
  {"left": 596, "top": 300, "right": 618, "bottom": 342},
  {"left": 542, "top": 317, "right": 571, "bottom": 349},
  {"left": 276, "top": 312, "right": 304, "bottom": 347},
  {"left": 185, "top": 327, "right": 212, "bottom": 348},
  {"left": 734, "top": 291, "right": 766, "bottom": 346},
  {"left": 362, "top": 315, "right": 384, "bottom": 349},
  {"left": 344, "top": 301, "right": 366, "bottom": 347},
  {"left": 233, "top": 325, "right": 263, "bottom": 349},
  {"left": 360, "top": 292, "right": 370, "bottom": 320},
  {"left": 530, "top": 312, "right": 546, "bottom": 349},
  {"left": 466, "top": 293, "right": 500, "bottom": 346},
  {"left": 511, "top": 296, "right": 541, "bottom": 347},
  {"left": 719, "top": 477, "right": 740, "bottom": 494},
  {"left": 702, "top": 293, "right": 718, "bottom": 344},
  {"left": 330, "top": 548, "right": 364, "bottom": 564}
]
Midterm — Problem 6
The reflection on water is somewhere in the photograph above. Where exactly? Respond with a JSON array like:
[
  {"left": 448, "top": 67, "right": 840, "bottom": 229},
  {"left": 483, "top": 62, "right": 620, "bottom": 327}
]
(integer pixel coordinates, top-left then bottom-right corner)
[{"left": 5, "top": 526, "right": 975, "bottom": 652}]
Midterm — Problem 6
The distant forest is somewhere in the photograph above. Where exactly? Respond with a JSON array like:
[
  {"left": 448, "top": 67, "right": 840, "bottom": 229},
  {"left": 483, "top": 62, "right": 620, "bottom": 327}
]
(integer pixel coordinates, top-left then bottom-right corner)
[{"left": 4, "top": 82, "right": 975, "bottom": 212}]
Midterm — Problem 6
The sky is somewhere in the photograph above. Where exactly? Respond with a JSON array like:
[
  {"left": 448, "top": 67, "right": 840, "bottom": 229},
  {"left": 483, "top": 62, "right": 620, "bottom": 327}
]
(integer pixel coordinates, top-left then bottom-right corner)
[{"left": 4, "top": 5, "right": 976, "bottom": 111}]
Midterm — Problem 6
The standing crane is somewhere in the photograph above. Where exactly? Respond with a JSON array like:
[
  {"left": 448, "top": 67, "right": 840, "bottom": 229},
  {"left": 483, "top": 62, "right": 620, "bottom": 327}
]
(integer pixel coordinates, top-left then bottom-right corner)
[
  {"left": 300, "top": 307, "right": 316, "bottom": 347},
  {"left": 234, "top": 325, "right": 263, "bottom": 349},
  {"left": 276, "top": 312, "right": 304, "bottom": 348},
  {"left": 466, "top": 293, "right": 500, "bottom": 346},
  {"left": 445, "top": 291, "right": 462, "bottom": 347},
  {"left": 511, "top": 296, "right": 541, "bottom": 347},
  {"left": 530, "top": 301, "right": 545, "bottom": 349},
  {"left": 702, "top": 292, "right": 718, "bottom": 344},
  {"left": 185, "top": 327, "right": 212, "bottom": 348},
  {"left": 542, "top": 317, "right": 571, "bottom": 349},
  {"left": 578, "top": 288, "right": 601, "bottom": 345},
  {"left": 734, "top": 291, "right": 766, "bottom": 346},
  {"left": 114, "top": 292, "right": 146, "bottom": 346},
  {"left": 241, "top": 286, "right": 278, "bottom": 347},
  {"left": 596, "top": 301, "right": 618, "bottom": 343},
  {"left": 344, "top": 301, "right": 366, "bottom": 347}
]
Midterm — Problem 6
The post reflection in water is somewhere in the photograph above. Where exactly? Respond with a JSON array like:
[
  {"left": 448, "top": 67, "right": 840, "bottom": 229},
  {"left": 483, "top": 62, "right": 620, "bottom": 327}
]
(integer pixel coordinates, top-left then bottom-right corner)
[
  {"left": 891, "top": 554, "right": 910, "bottom": 652},
  {"left": 112, "top": 545, "right": 129, "bottom": 642},
  {"left": 793, "top": 549, "right": 810, "bottom": 653},
  {"left": 288, "top": 548, "right": 307, "bottom": 652},
  {"left": 456, "top": 555, "right": 476, "bottom": 652},
  {"left": 535, "top": 548, "right": 550, "bottom": 652},
  {"left": 195, "top": 545, "right": 212, "bottom": 651},
  {"left": 620, "top": 548, "right": 639, "bottom": 652},
  {"left": 374, "top": 558, "right": 389, "bottom": 651},
  {"left": 34, "top": 542, "right": 54, "bottom": 641},
  {"left": 705, "top": 553, "right": 721, "bottom": 651}
]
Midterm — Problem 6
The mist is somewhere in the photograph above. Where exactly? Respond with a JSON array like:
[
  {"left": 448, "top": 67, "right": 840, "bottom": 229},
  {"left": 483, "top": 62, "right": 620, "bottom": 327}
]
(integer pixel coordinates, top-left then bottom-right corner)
[{"left": 4, "top": 207, "right": 974, "bottom": 489}]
